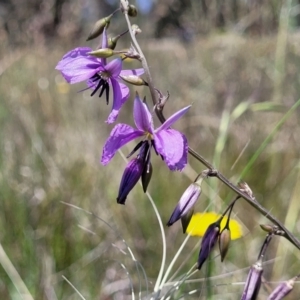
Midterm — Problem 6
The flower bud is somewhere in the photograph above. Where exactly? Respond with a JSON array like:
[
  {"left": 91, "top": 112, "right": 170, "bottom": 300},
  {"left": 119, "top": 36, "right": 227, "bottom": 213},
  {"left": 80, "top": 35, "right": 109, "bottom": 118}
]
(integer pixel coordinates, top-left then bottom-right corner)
[
  {"left": 107, "top": 30, "right": 129, "bottom": 50},
  {"left": 117, "top": 158, "right": 144, "bottom": 204},
  {"left": 267, "top": 277, "right": 296, "bottom": 300},
  {"left": 108, "top": 36, "right": 119, "bottom": 50},
  {"left": 128, "top": 5, "right": 138, "bottom": 17},
  {"left": 241, "top": 259, "right": 263, "bottom": 300},
  {"left": 88, "top": 48, "right": 115, "bottom": 58},
  {"left": 181, "top": 208, "right": 194, "bottom": 234},
  {"left": 167, "top": 182, "right": 201, "bottom": 227},
  {"left": 86, "top": 15, "right": 112, "bottom": 41},
  {"left": 120, "top": 75, "right": 148, "bottom": 86},
  {"left": 219, "top": 228, "right": 231, "bottom": 262},
  {"left": 141, "top": 162, "right": 152, "bottom": 192},
  {"left": 197, "top": 221, "right": 220, "bottom": 269},
  {"left": 260, "top": 224, "right": 275, "bottom": 233}
]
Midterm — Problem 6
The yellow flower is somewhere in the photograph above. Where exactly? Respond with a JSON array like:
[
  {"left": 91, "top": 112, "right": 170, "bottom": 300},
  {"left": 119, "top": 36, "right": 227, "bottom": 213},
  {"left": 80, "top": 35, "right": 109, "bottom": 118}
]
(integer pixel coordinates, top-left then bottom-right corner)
[{"left": 186, "top": 212, "right": 243, "bottom": 240}]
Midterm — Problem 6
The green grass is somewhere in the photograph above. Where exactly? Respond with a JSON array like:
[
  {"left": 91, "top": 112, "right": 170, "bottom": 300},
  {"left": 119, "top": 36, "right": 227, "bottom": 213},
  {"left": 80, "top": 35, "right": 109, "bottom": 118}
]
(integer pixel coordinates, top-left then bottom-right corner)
[{"left": 0, "top": 30, "right": 299, "bottom": 299}]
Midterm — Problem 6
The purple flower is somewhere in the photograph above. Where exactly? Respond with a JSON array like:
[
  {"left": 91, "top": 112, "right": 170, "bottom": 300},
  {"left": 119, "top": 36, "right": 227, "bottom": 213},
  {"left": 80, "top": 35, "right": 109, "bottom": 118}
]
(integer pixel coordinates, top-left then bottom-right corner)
[
  {"left": 101, "top": 94, "right": 191, "bottom": 171},
  {"left": 197, "top": 221, "right": 220, "bottom": 270},
  {"left": 167, "top": 183, "right": 201, "bottom": 227},
  {"left": 55, "top": 28, "right": 144, "bottom": 123}
]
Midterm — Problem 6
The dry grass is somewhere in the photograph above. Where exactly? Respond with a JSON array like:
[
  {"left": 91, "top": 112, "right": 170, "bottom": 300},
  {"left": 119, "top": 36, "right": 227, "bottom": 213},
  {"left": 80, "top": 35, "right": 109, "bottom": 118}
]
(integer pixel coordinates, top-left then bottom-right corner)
[{"left": 0, "top": 29, "right": 299, "bottom": 299}]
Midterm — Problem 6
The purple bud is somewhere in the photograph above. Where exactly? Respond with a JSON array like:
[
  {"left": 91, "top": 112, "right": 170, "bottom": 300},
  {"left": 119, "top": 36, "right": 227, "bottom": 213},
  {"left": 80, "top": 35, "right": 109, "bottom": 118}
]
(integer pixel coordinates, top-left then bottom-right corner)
[
  {"left": 241, "top": 259, "right": 263, "bottom": 300},
  {"left": 167, "top": 183, "right": 201, "bottom": 227},
  {"left": 117, "top": 158, "right": 144, "bottom": 204},
  {"left": 267, "top": 277, "right": 295, "bottom": 300},
  {"left": 197, "top": 222, "right": 220, "bottom": 269}
]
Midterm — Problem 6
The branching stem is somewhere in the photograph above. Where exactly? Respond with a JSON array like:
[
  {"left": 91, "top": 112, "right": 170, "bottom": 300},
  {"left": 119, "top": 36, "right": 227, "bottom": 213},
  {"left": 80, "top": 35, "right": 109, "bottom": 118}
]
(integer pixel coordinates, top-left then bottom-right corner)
[{"left": 121, "top": 0, "right": 300, "bottom": 251}]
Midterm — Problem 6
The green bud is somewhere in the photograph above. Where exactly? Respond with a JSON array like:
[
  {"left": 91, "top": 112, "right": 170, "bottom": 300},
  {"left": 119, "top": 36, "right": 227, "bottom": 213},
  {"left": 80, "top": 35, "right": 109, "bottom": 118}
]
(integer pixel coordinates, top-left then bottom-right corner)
[
  {"left": 219, "top": 228, "right": 231, "bottom": 262},
  {"left": 86, "top": 15, "right": 112, "bottom": 41},
  {"left": 128, "top": 5, "right": 138, "bottom": 17},
  {"left": 120, "top": 75, "right": 148, "bottom": 86},
  {"left": 108, "top": 36, "right": 118, "bottom": 50},
  {"left": 88, "top": 48, "right": 114, "bottom": 58},
  {"left": 260, "top": 224, "right": 275, "bottom": 233}
]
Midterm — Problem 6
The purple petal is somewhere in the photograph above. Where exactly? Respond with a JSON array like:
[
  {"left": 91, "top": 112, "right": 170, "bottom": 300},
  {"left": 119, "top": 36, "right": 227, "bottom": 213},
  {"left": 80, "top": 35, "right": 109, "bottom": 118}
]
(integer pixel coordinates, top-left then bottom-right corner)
[
  {"left": 133, "top": 95, "right": 154, "bottom": 133},
  {"left": 155, "top": 105, "right": 191, "bottom": 132},
  {"left": 57, "top": 47, "right": 92, "bottom": 66},
  {"left": 106, "top": 80, "right": 130, "bottom": 124},
  {"left": 101, "top": 124, "right": 143, "bottom": 165},
  {"left": 154, "top": 129, "right": 188, "bottom": 171},
  {"left": 198, "top": 223, "right": 220, "bottom": 269},
  {"left": 117, "top": 158, "right": 144, "bottom": 204},
  {"left": 105, "top": 58, "right": 122, "bottom": 78},
  {"left": 56, "top": 47, "right": 103, "bottom": 84},
  {"left": 120, "top": 68, "right": 144, "bottom": 77},
  {"left": 102, "top": 27, "right": 108, "bottom": 49}
]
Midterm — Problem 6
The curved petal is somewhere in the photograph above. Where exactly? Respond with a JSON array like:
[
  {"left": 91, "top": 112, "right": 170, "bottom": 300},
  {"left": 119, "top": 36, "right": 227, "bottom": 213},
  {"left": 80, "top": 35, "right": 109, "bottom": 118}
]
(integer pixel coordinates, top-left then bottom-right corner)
[
  {"left": 133, "top": 95, "right": 154, "bottom": 133},
  {"left": 106, "top": 80, "right": 129, "bottom": 124},
  {"left": 56, "top": 47, "right": 103, "bottom": 84},
  {"left": 120, "top": 68, "right": 144, "bottom": 77},
  {"left": 102, "top": 27, "right": 108, "bottom": 49},
  {"left": 154, "top": 129, "right": 188, "bottom": 171},
  {"left": 105, "top": 58, "right": 122, "bottom": 78},
  {"left": 101, "top": 124, "right": 144, "bottom": 165},
  {"left": 155, "top": 105, "right": 191, "bottom": 133},
  {"left": 57, "top": 47, "right": 93, "bottom": 67}
]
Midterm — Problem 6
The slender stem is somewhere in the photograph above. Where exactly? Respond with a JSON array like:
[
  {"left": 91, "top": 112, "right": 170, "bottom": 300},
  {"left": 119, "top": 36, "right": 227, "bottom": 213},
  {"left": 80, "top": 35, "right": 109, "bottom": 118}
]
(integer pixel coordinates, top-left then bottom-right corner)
[{"left": 121, "top": 0, "right": 300, "bottom": 251}]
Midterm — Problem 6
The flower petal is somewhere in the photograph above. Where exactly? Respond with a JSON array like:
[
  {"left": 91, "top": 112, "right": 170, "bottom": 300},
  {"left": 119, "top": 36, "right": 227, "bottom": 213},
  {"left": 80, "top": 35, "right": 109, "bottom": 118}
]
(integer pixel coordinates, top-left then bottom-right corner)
[
  {"left": 101, "top": 124, "right": 143, "bottom": 165},
  {"left": 154, "top": 129, "right": 188, "bottom": 171},
  {"left": 120, "top": 68, "right": 144, "bottom": 77},
  {"left": 105, "top": 58, "right": 122, "bottom": 78},
  {"left": 106, "top": 80, "right": 130, "bottom": 124},
  {"left": 56, "top": 47, "right": 103, "bottom": 84},
  {"left": 133, "top": 95, "right": 154, "bottom": 133},
  {"left": 155, "top": 105, "right": 191, "bottom": 132},
  {"left": 102, "top": 27, "right": 108, "bottom": 49}
]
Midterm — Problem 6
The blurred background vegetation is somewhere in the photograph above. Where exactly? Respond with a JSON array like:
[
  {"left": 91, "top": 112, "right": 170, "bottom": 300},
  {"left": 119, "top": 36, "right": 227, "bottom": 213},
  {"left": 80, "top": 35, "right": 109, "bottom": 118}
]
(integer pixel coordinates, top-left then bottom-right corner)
[{"left": 0, "top": 0, "right": 300, "bottom": 299}]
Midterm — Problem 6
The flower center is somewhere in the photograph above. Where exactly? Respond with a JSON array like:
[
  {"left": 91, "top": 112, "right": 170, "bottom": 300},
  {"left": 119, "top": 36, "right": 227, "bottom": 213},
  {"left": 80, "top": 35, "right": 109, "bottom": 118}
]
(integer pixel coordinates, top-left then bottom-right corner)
[{"left": 90, "top": 73, "right": 110, "bottom": 104}]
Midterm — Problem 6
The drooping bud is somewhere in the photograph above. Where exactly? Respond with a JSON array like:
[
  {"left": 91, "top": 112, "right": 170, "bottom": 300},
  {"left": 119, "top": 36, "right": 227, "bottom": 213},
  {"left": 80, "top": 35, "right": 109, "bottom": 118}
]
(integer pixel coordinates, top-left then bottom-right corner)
[
  {"left": 107, "top": 30, "right": 129, "bottom": 50},
  {"left": 120, "top": 74, "right": 148, "bottom": 86},
  {"left": 86, "top": 15, "right": 112, "bottom": 41},
  {"left": 197, "top": 221, "right": 221, "bottom": 269},
  {"left": 128, "top": 5, "right": 138, "bottom": 17},
  {"left": 117, "top": 158, "right": 144, "bottom": 204},
  {"left": 241, "top": 259, "right": 263, "bottom": 300},
  {"left": 260, "top": 224, "right": 275, "bottom": 233},
  {"left": 167, "top": 171, "right": 208, "bottom": 228},
  {"left": 141, "top": 162, "right": 152, "bottom": 192},
  {"left": 219, "top": 228, "right": 231, "bottom": 262},
  {"left": 267, "top": 277, "right": 296, "bottom": 300},
  {"left": 181, "top": 208, "right": 194, "bottom": 234},
  {"left": 167, "top": 183, "right": 201, "bottom": 227},
  {"left": 88, "top": 48, "right": 115, "bottom": 58}
]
